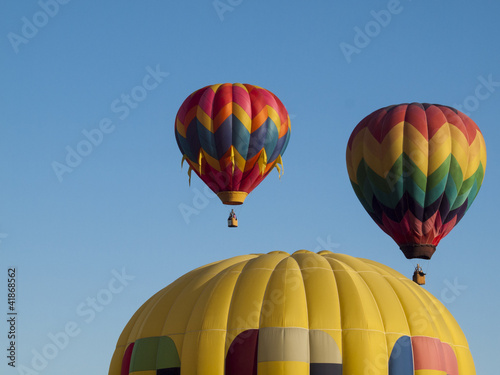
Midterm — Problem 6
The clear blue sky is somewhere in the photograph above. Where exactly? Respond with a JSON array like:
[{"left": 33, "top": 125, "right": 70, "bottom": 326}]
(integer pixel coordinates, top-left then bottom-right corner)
[{"left": 1, "top": 1, "right": 499, "bottom": 374}]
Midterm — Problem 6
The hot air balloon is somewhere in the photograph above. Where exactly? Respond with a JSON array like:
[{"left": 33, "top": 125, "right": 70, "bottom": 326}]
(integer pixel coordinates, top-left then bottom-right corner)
[
  {"left": 346, "top": 103, "right": 486, "bottom": 260},
  {"left": 109, "top": 250, "right": 476, "bottom": 374},
  {"left": 175, "top": 83, "right": 291, "bottom": 208}
]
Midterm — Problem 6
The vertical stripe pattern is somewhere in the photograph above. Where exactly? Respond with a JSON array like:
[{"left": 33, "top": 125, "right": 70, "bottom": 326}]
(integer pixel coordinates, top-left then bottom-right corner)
[{"left": 109, "top": 251, "right": 475, "bottom": 375}]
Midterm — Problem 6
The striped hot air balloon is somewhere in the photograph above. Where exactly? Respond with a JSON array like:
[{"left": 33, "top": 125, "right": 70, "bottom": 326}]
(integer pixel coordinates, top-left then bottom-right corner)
[
  {"left": 175, "top": 83, "right": 291, "bottom": 205},
  {"left": 109, "top": 251, "right": 476, "bottom": 375},
  {"left": 346, "top": 103, "right": 486, "bottom": 259}
]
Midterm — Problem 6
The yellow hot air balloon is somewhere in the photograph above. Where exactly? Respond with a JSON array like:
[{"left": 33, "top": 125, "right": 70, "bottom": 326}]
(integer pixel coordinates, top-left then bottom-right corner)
[{"left": 109, "top": 251, "right": 475, "bottom": 375}]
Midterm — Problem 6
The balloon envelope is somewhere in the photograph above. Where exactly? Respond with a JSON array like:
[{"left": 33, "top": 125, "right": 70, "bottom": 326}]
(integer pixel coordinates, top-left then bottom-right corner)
[
  {"left": 175, "top": 83, "right": 291, "bottom": 205},
  {"left": 346, "top": 103, "right": 486, "bottom": 259},
  {"left": 109, "top": 250, "right": 475, "bottom": 374}
]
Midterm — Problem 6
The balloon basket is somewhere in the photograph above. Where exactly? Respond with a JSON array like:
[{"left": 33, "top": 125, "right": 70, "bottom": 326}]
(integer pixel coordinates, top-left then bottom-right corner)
[
  {"left": 228, "top": 217, "right": 238, "bottom": 228},
  {"left": 412, "top": 264, "right": 426, "bottom": 285}
]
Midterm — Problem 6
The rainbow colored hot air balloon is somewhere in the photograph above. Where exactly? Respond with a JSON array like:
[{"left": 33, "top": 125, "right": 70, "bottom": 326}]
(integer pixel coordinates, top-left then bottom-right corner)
[
  {"left": 109, "top": 251, "right": 476, "bottom": 374},
  {"left": 346, "top": 103, "right": 486, "bottom": 259},
  {"left": 175, "top": 83, "right": 291, "bottom": 205}
]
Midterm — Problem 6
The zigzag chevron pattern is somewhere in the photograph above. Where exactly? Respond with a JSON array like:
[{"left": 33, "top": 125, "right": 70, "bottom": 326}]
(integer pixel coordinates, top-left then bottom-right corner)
[
  {"left": 175, "top": 83, "right": 291, "bottom": 203},
  {"left": 346, "top": 103, "right": 486, "bottom": 258}
]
